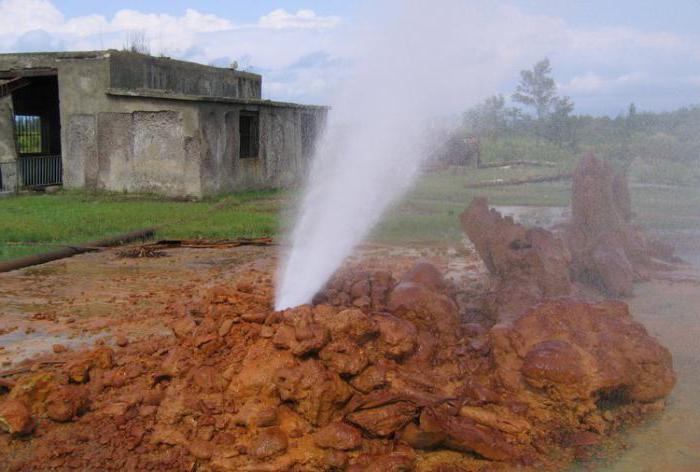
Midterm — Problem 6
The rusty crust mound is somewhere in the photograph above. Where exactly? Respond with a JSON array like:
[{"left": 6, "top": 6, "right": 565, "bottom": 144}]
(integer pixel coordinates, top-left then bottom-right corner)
[
  {"left": 459, "top": 197, "right": 575, "bottom": 323},
  {"left": 460, "top": 154, "right": 682, "bottom": 312},
  {"left": 0, "top": 261, "right": 675, "bottom": 471},
  {"left": 565, "top": 153, "right": 681, "bottom": 296}
]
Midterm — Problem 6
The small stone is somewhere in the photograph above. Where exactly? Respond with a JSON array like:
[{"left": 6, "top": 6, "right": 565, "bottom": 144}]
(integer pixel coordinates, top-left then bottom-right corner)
[
  {"left": 66, "top": 360, "right": 91, "bottom": 384},
  {"left": 250, "top": 427, "right": 288, "bottom": 458},
  {"left": 52, "top": 344, "right": 68, "bottom": 354},
  {"left": 188, "top": 439, "right": 214, "bottom": 459},
  {"left": 0, "top": 399, "right": 35, "bottom": 435},
  {"left": 115, "top": 335, "right": 129, "bottom": 347},
  {"left": 92, "top": 347, "right": 114, "bottom": 369},
  {"left": 170, "top": 317, "right": 196, "bottom": 338},
  {"left": 46, "top": 386, "right": 89, "bottom": 422},
  {"left": 101, "top": 402, "right": 129, "bottom": 418},
  {"left": 218, "top": 319, "right": 234, "bottom": 337},
  {"left": 241, "top": 312, "right": 267, "bottom": 323},
  {"left": 313, "top": 422, "right": 363, "bottom": 450}
]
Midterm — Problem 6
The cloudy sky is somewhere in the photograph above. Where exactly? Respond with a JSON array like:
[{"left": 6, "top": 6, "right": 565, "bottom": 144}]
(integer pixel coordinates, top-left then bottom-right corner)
[{"left": 1, "top": 0, "right": 699, "bottom": 116}]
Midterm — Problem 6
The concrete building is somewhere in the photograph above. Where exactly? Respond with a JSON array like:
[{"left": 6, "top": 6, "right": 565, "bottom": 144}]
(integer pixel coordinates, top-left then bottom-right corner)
[{"left": 0, "top": 50, "right": 326, "bottom": 197}]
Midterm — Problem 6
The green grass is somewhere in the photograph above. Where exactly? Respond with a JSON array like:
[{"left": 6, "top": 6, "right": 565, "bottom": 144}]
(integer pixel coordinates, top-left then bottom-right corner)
[
  {"left": 371, "top": 166, "right": 700, "bottom": 244},
  {"left": 2, "top": 165, "right": 699, "bottom": 261},
  {"left": 0, "top": 189, "right": 286, "bottom": 261}
]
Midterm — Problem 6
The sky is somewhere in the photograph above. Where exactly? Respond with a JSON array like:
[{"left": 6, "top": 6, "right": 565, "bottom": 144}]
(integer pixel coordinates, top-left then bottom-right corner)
[{"left": 1, "top": 0, "right": 699, "bottom": 116}]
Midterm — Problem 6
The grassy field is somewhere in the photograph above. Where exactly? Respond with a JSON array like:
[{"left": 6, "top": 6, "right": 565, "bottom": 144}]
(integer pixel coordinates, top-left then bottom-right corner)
[
  {"left": 1, "top": 164, "right": 699, "bottom": 261},
  {"left": 0, "top": 189, "right": 286, "bottom": 261},
  {"left": 373, "top": 167, "right": 700, "bottom": 244}
]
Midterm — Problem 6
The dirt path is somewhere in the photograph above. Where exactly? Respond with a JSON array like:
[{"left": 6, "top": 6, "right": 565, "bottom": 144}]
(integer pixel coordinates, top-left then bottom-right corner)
[{"left": 0, "top": 245, "right": 272, "bottom": 368}]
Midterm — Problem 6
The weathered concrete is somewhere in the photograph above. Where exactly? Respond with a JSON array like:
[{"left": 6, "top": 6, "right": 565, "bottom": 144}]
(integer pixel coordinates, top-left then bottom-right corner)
[
  {"left": 108, "top": 52, "right": 261, "bottom": 100},
  {"left": 0, "top": 95, "right": 16, "bottom": 162},
  {"left": 0, "top": 94, "right": 18, "bottom": 192},
  {"left": 0, "top": 50, "right": 326, "bottom": 198}
]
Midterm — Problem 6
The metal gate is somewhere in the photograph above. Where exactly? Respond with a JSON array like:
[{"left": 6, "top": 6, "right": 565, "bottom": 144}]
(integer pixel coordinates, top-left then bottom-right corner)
[
  {"left": 19, "top": 155, "right": 62, "bottom": 187},
  {"left": 12, "top": 114, "right": 63, "bottom": 188}
]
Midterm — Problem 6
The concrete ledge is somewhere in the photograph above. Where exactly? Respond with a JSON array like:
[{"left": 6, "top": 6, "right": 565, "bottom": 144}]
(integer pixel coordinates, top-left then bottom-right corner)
[{"left": 106, "top": 88, "right": 329, "bottom": 110}]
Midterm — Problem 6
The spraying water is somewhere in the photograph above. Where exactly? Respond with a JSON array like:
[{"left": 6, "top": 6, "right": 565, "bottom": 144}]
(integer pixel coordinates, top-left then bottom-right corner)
[{"left": 275, "top": 1, "right": 521, "bottom": 310}]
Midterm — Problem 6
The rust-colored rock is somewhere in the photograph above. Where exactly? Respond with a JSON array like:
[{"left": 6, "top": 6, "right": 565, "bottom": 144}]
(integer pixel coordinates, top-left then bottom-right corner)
[
  {"left": 348, "top": 451, "right": 415, "bottom": 472},
  {"left": 319, "top": 339, "right": 368, "bottom": 375},
  {"left": 249, "top": 427, "right": 288, "bottom": 458},
  {"left": 0, "top": 399, "right": 35, "bottom": 435},
  {"left": 274, "top": 359, "right": 352, "bottom": 426},
  {"left": 0, "top": 256, "right": 677, "bottom": 471},
  {"left": 350, "top": 364, "right": 388, "bottom": 393},
  {"left": 419, "top": 407, "right": 527, "bottom": 462},
  {"left": 564, "top": 153, "right": 680, "bottom": 297},
  {"left": 52, "top": 344, "right": 67, "bottom": 353},
  {"left": 375, "top": 313, "right": 417, "bottom": 359},
  {"left": 460, "top": 197, "right": 572, "bottom": 299},
  {"left": 273, "top": 307, "right": 330, "bottom": 356},
  {"left": 346, "top": 401, "right": 418, "bottom": 437},
  {"left": 45, "top": 386, "right": 90, "bottom": 422},
  {"left": 491, "top": 300, "right": 676, "bottom": 403},
  {"left": 312, "top": 422, "right": 363, "bottom": 450},
  {"left": 388, "top": 281, "right": 459, "bottom": 335}
]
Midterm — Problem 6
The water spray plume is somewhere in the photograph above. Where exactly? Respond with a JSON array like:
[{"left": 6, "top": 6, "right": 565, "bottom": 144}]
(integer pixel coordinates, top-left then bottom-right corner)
[{"left": 276, "top": 1, "right": 513, "bottom": 310}]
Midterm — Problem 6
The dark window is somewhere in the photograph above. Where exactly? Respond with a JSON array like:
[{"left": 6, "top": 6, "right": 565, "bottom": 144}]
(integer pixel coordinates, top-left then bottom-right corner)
[
  {"left": 14, "top": 115, "right": 43, "bottom": 154},
  {"left": 301, "top": 113, "right": 317, "bottom": 157},
  {"left": 239, "top": 111, "right": 259, "bottom": 159}
]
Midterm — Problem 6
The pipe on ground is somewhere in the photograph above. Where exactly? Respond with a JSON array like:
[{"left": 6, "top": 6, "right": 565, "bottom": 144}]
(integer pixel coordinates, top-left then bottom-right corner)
[{"left": 0, "top": 228, "right": 156, "bottom": 273}]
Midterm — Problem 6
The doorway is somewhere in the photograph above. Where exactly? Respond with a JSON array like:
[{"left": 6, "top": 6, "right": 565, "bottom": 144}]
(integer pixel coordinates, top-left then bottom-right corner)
[{"left": 11, "top": 75, "right": 62, "bottom": 187}]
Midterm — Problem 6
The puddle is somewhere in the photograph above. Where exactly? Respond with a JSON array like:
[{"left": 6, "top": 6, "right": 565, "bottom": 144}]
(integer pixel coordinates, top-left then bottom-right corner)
[
  {"left": 679, "top": 252, "right": 700, "bottom": 267},
  {"left": 0, "top": 329, "right": 109, "bottom": 366},
  {"left": 493, "top": 205, "right": 569, "bottom": 228}
]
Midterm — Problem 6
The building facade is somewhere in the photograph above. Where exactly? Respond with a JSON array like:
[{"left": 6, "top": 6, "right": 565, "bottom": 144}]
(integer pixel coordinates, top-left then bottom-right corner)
[{"left": 0, "top": 51, "right": 326, "bottom": 197}]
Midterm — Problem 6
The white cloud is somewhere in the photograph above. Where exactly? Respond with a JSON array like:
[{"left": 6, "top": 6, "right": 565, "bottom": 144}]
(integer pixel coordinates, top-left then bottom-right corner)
[
  {"left": 258, "top": 9, "right": 340, "bottom": 30},
  {"left": 0, "top": 0, "right": 62, "bottom": 36},
  {"left": 109, "top": 9, "right": 233, "bottom": 35},
  {"left": 0, "top": 0, "right": 698, "bottom": 112},
  {"left": 563, "top": 72, "right": 645, "bottom": 93}
]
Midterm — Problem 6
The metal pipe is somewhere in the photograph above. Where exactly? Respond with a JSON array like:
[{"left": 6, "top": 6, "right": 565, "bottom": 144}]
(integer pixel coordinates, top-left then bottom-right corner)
[{"left": 0, "top": 228, "right": 156, "bottom": 273}]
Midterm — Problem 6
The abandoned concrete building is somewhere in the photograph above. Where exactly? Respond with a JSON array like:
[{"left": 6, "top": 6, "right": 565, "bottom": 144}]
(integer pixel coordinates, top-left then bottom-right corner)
[{"left": 0, "top": 51, "right": 326, "bottom": 197}]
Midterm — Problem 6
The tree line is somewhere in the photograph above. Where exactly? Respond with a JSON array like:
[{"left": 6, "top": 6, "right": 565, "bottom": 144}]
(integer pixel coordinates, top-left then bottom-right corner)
[{"left": 461, "top": 58, "right": 700, "bottom": 174}]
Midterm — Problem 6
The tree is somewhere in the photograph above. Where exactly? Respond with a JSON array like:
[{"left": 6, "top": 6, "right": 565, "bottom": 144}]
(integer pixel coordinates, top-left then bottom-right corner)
[
  {"left": 463, "top": 94, "right": 509, "bottom": 138},
  {"left": 546, "top": 96, "right": 576, "bottom": 147},
  {"left": 512, "top": 58, "right": 557, "bottom": 120}
]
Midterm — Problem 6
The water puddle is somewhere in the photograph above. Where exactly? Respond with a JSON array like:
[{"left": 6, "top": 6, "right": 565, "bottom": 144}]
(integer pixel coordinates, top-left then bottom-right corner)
[
  {"left": 493, "top": 205, "right": 569, "bottom": 228},
  {"left": 0, "top": 329, "right": 109, "bottom": 366}
]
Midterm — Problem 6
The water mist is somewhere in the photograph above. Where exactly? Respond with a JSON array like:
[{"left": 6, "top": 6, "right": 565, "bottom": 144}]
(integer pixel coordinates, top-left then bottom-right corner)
[{"left": 276, "top": 1, "right": 514, "bottom": 310}]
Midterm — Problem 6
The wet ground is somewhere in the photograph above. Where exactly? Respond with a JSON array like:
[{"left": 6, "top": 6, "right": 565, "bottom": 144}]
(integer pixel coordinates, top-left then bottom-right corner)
[
  {"left": 1, "top": 238, "right": 699, "bottom": 471},
  {"left": 604, "top": 278, "right": 700, "bottom": 471},
  {"left": 0, "top": 245, "right": 271, "bottom": 367}
]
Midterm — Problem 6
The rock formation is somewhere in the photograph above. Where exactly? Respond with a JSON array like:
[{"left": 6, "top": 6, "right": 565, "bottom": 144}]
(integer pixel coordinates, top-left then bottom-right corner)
[
  {"left": 460, "top": 153, "right": 681, "bottom": 304},
  {"left": 0, "top": 259, "right": 676, "bottom": 471},
  {"left": 565, "top": 152, "right": 679, "bottom": 296},
  {"left": 460, "top": 197, "right": 573, "bottom": 321}
]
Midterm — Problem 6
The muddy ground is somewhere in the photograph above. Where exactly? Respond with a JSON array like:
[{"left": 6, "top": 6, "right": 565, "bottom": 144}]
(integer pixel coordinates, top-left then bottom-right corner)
[{"left": 1, "top": 241, "right": 699, "bottom": 471}]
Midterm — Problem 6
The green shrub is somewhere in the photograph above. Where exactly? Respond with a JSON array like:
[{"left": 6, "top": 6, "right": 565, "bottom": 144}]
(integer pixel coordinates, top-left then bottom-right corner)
[{"left": 480, "top": 136, "right": 576, "bottom": 164}]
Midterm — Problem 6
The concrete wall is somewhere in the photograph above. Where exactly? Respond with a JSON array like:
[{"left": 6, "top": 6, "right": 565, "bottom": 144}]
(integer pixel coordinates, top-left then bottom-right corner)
[
  {"left": 108, "top": 52, "right": 261, "bottom": 99},
  {"left": 0, "top": 51, "right": 104, "bottom": 76},
  {"left": 0, "top": 95, "right": 18, "bottom": 191},
  {"left": 199, "top": 103, "right": 326, "bottom": 195},
  {"left": 56, "top": 57, "right": 203, "bottom": 197},
  {"left": 0, "top": 50, "right": 325, "bottom": 198}
]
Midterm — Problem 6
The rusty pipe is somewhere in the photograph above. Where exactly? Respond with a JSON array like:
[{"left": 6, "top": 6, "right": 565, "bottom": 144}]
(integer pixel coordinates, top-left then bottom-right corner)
[{"left": 0, "top": 228, "right": 156, "bottom": 273}]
